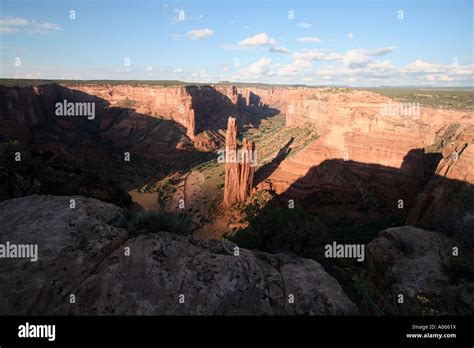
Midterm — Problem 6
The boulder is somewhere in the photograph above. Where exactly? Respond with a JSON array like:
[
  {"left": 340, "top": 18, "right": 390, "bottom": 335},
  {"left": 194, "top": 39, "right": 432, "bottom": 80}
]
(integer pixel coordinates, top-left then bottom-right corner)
[
  {"left": 366, "top": 226, "right": 456, "bottom": 298},
  {"left": 0, "top": 195, "right": 357, "bottom": 315}
]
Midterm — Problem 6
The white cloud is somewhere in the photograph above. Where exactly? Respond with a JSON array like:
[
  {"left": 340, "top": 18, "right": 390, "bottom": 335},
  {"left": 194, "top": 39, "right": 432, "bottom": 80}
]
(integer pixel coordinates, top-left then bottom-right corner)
[
  {"left": 269, "top": 45, "right": 288, "bottom": 53},
  {"left": 359, "top": 46, "right": 396, "bottom": 56},
  {"left": 276, "top": 59, "right": 312, "bottom": 76},
  {"left": 290, "top": 46, "right": 396, "bottom": 69},
  {"left": 0, "top": 27, "right": 18, "bottom": 34},
  {"left": 348, "top": 32, "right": 353, "bottom": 39},
  {"left": 247, "top": 58, "right": 272, "bottom": 75},
  {"left": 292, "top": 49, "right": 344, "bottom": 62},
  {"left": 0, "top": 17, "right": 28, "bottom": 26},
  {"left": 172, "top": 68, "right": 184, "bottom": 73},
  {"left": 298, "top": 22, "right": 312, "bottom": 28},
  {"left": 233, "top": 58, "right": 273, "bottom": 80},
  {"left": 186, "top": 28, "right": 214, "bottom": 40},
  {"left": 0, "top": 17, "right": 61, "bottom": 34},
  {"left": 146, "top": 66, "right": 154, "bottom": 72},
  {"left": 342, "top": 47, "right": 396, "bottom": 68},
  {"left": 311, "top": 57, "right": 474, "bottom": 86},
  {"left": 296, "top": 37, "right": 321, "bottom": 43},
  {"left": 237, "top": 32, "right": 287, "bottom": 54},
  {"left": 192, "top": 69, "right": 208, "bottom": 79},
  {"left": 32, "top": 20, "right": 61, "bottom": 31},
  {"left": 238, "top": 33, "right": 275, "bottom": 47},
  {"left": 402, "top": 59, "right": 444, "bottom": 73}
]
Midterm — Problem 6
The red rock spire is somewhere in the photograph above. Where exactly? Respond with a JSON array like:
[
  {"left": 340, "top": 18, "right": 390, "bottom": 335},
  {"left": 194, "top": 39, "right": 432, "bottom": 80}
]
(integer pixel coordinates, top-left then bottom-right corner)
[{"left": 223, "top": 117, "right": 255, "bottom": 207}]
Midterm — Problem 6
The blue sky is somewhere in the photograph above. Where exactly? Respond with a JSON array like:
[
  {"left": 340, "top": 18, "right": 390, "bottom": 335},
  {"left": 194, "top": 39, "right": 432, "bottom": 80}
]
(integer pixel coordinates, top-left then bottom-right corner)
[{"left": 0, "top": 0, "right": 472, "bottom": 86}]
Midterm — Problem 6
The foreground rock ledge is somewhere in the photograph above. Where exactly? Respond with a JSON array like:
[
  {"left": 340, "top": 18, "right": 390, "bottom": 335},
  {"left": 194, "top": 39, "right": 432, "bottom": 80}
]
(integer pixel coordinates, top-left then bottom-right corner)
[
  {"left": 0, "top": 195, "right": 357, "bottom": 315},
  {"left": 367, "top": 226, "right": 457, "bottom": 299}
]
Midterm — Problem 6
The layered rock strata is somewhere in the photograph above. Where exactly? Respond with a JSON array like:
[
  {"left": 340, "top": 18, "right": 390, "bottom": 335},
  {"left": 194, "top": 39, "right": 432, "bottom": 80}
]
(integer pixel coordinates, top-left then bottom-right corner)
[{"left": 223, "top": 117, "right": 256, "bottom": 207}]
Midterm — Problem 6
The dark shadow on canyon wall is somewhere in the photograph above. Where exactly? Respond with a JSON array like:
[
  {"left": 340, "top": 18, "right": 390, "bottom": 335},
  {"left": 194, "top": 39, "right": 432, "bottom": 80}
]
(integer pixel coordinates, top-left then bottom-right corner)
[
  {"left": 0, "top": 84, "right": 215, "bottom": 204},
  {"left": 231, "top": 148, "right": 473, "bottom": 316},
  {"left": 0, "top": 83, "right": 284, "bottom": 209},
  {"left": 254, "top": 136, "right": 294, "bottom": 186},
  {"left": 232, "top": 148, "right": 473, "bottom": 261},
  {"left": 185, "top": 85, "right": 280, "bottom": 135}
]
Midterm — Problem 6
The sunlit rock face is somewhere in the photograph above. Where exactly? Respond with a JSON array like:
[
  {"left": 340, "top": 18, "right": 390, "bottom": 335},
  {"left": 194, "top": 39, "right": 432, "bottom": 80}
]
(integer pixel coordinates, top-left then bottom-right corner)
[
  {"left": 262, "top": 89, "right": 472, "bottom": 204},
  {"left": 223, "top": 117, "right": 255, "bottom": 207}
]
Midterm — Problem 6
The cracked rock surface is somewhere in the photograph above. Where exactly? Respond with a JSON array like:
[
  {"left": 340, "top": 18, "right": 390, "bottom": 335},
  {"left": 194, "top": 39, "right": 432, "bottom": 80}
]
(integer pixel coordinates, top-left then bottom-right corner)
[{"left": 0, "top": 195, "right": 357, "bottom": 315}]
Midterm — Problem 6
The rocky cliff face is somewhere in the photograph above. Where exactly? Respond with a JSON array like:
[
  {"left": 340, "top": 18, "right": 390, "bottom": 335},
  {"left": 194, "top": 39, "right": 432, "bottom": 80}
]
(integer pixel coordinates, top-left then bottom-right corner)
[
  {"left": 239, "top": 138, "right": 256, "bottom": 201},
  {"left": 366, "top": 226, "right": 473, "bottom": 315},
  {"left": 223, "top": 117, "right": 255, "bottom": 207},
  {"left": 0, "top": 84, "right": 207, "bottom": 190},
  {"left": 61, "top": 83, "right": 286, "bottom": 150},
  {"left": 406, "top": 125, "right": 474, "bottom": 242},
  {"left": 259, "top": 89, "right": 473, "bottom": 225},
  {"left": 367, "top": 226, "right": 456, "bottom": 299},
  {"left": 0, "top": 195, "right": 357, "bottom": 315},
  {"left": 1, "top": 83, "right": 472, "bottom": 228},
  {"left": 1, "top": 195, "right": 469, "bottom": 315},
  {"left": 0, "top": 83, "right": 285, "bottom": 152},
  {"left": 269, "top": 89, "right": 474, "bottom": 195}
]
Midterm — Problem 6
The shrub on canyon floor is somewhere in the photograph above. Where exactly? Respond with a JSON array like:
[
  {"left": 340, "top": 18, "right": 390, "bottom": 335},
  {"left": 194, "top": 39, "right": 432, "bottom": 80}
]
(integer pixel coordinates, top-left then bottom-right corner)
[
  {"left": 230, "top": 203, "right": 328, "bottom": 259},
  {"left": 125, "top": 210, "right": 192, "bottom": 236}
]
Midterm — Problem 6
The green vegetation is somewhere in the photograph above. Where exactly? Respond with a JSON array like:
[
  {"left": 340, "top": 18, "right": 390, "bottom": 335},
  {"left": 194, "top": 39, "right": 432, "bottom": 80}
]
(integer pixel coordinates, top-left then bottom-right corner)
[
  {"left": 230, "top": 194, "right": 328, "bottom": 259},
  {"left": 125, "top": 210, "right": 192, "bottom": 236},
  {"left": 0, "top": 143, "right": 133, "bottom": 208},
  {"left": 116, "top": 97, "right": 137, "bottom": 108},
  {"left": 361, "top": 87, "right": 474, "bottom": 110},
  {"left": 241, "top": 114, "right": 319, "bottom": 170},
  {"left": 353, "top": 274, "right": 390, "bottom": 315},
  {"left": 138, "top": 176, "right": 177, "bottom": 208},
  {"left": 155, "top": 178, "right": 176, "bottom": 206},
  {"left": 425, "top": 123, "right": 460, "bottom": 153}
]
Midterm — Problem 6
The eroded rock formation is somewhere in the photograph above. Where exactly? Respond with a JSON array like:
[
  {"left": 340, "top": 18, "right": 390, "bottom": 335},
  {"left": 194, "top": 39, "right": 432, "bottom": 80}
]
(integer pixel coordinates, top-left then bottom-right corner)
[
  {"left": 406, "top": 125, "right": 474, "bottom": 242},
  {"left": 267, "top": 88, "right": 474, "bottom": 197},
  {"left": 1, "top": 83, "right": 472, "bottom": 227},
  {"left": 223, "top": 117, "right": 255, "bottom": 207},
  {"left": 240, "top": 138, "right": 256, "bottom": 201},
  {"left": 256, "top": 88, "right": 473, "bottom": 232},
  {"left": 0, "top": 83, "right": 286, "bottom": 152}
]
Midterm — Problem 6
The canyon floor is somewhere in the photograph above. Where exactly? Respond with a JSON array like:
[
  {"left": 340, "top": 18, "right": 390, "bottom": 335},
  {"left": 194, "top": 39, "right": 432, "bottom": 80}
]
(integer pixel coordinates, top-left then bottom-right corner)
[{"left": 0, "top": 80, "right": 473, "bottom": 315}]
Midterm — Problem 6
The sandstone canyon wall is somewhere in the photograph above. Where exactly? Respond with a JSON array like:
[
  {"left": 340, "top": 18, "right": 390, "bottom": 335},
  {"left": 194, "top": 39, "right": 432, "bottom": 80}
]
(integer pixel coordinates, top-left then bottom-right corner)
[
  {"left": 252, "top": 88, "right": 473, "bottom": 240},
  {"left": 61, "top": 83, "right": 288, "bottom": 150},
  {"left": 1, "top": 83, "right": 472, "bottom": 202},
  {"left": 0, "top": 83, "right": 290, "bottom": 151},
  {"left": 266, "top": 88, "right": 473, "bottom": 195},
  {"left": 406, "top": 124, "right": 474, "bottom": 241}
]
